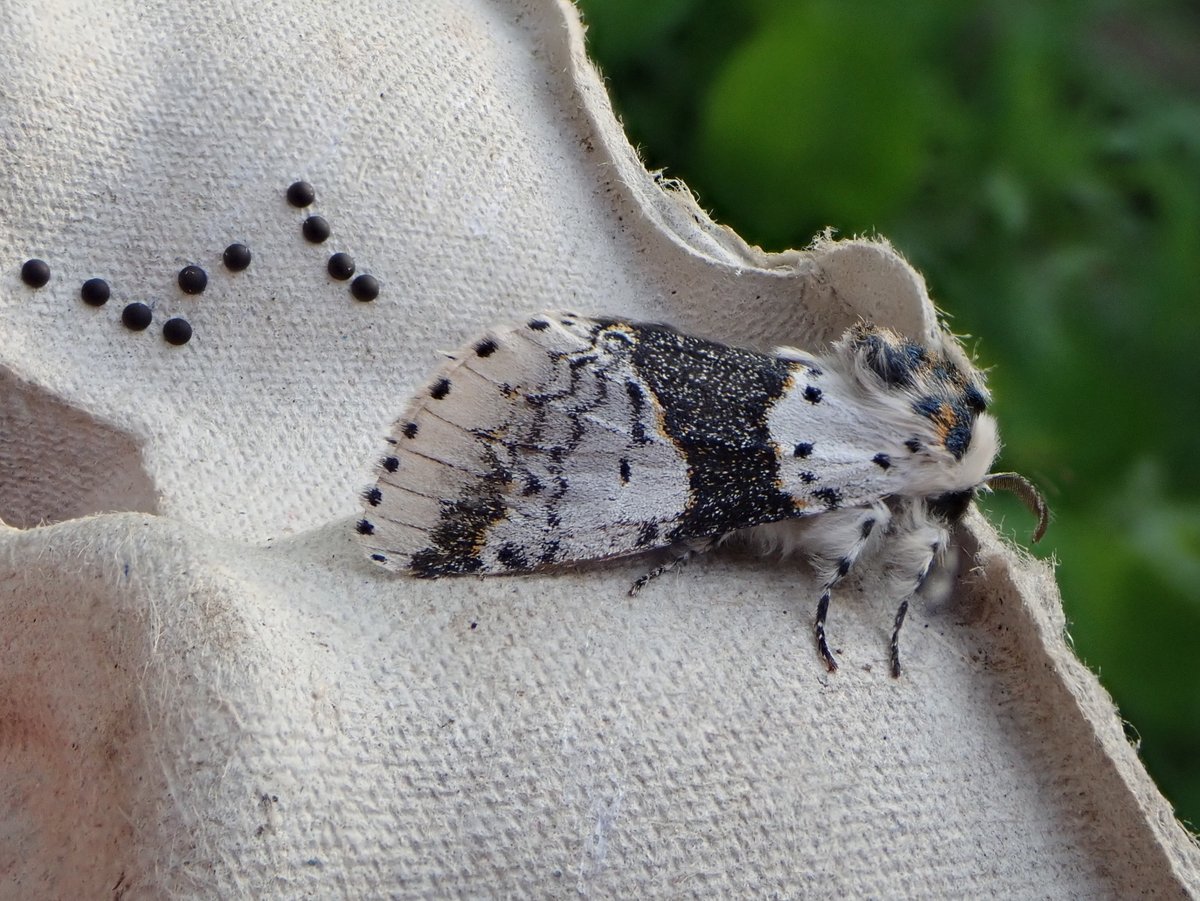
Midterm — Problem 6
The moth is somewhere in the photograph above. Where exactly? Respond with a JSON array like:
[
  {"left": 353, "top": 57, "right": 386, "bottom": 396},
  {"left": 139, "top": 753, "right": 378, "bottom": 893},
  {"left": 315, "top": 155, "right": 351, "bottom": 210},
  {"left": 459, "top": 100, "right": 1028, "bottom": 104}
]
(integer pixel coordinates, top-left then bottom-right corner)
[{"left": 357, "top": 312, "right": 1046, "bottom": 676}]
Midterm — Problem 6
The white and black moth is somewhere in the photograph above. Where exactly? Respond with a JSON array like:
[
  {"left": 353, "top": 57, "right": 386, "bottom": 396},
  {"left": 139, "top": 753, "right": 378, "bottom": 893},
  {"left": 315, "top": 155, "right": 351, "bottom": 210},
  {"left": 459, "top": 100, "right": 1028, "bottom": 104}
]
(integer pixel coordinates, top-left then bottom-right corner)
[{"left": 358, "top": 312, "right": 1046, "bottom": 676}]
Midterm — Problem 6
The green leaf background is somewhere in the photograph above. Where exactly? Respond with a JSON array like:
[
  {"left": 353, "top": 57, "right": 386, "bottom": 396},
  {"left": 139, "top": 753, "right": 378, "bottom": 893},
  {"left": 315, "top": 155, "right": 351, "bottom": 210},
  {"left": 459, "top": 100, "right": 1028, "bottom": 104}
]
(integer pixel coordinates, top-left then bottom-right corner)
[{"left": 577, "top": 0, "right": 1200, "bottom": 826}]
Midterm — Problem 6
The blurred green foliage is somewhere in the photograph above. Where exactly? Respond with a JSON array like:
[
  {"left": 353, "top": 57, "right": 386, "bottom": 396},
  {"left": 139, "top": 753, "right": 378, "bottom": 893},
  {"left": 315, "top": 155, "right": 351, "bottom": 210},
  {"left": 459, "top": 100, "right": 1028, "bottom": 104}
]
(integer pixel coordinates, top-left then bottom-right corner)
[{"left": 576, "top": 0, "right": 1200, "bottom": 826}]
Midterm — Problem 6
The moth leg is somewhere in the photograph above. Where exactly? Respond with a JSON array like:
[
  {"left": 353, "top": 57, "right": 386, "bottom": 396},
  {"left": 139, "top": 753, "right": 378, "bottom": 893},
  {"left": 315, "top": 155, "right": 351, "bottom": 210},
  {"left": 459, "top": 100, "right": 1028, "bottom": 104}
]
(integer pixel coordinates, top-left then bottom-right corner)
[
  {"left": 628, "top": 537, "right": 717, "bottom": 596},
  {"left": 809, "top": 503, "right": 890, "bottom": 672},
  {"left": 889, "top": 597, "right": 911, "bottom": 678},
  {"left": 814, "top": 585, "right": 840, "bottom": 672},
  {"left": 887, "top": 521, "right": 951, "bottom": 677}
]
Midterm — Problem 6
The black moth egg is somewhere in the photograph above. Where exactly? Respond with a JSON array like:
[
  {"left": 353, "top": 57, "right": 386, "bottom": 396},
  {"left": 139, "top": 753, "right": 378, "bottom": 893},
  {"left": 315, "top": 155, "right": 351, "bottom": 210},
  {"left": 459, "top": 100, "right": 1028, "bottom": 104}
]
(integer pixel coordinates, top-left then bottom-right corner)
[
  {"left": 303, "top": 216, "right": 331, "bottom": 243},
  {"left": 21, "top": 258, "right": 50, "bottom": 288},
  {"left": 287, "top": 180, "right": 316, "bottom": 207},
  {"left": 328, "top": 252, "right": 355, "bottom": 280},
  {"left": 350, "top": 274, "right": 379, "bottom": 301},
  {"left": 163, "top": 317, "right": 193, "bottom": 345},
  {"left": 121, "top": 302, "right": 153, "bottom": 331},
  {"left": 81, "top": 278, "right": 110, "bottom": 306},
  {"left": 178, "top": 266, "right": 207, "bottom": 295},
  {"left": 224, "top": 243, "right": 252, "bottom": 271}
]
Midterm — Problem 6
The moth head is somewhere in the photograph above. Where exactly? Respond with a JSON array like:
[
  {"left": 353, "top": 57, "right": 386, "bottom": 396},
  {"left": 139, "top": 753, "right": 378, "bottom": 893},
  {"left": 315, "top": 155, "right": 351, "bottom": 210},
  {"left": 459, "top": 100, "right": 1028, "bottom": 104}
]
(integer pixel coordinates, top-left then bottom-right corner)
[
  {"left": 842, "top": 323, "right": 995, "bottom": 463},
  {"left": 927, "top": 471, "right": 1047, "bottom": 542}
]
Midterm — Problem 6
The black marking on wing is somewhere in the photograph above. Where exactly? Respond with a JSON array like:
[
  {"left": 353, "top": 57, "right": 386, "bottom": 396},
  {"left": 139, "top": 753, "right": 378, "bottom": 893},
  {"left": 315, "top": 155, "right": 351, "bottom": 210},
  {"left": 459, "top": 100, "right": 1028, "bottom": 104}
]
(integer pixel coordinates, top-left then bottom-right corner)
[
  {"left": 626, "top": 380, "right": 651, "bottom": 445},
  {"left": 538, "top": 539, "right": 561, "bottom": 565},
  {"left": 408, "top": 447, "right": 513, "bottom": 576},
  {"left": 497, "top": 542, "right": 530, "bottom": 570},
  {"left": 619, "top": 322, "right": 796, "bottom": 541},
  {"left": 635, "top": 522, "right": 659, "bottom": 547}
]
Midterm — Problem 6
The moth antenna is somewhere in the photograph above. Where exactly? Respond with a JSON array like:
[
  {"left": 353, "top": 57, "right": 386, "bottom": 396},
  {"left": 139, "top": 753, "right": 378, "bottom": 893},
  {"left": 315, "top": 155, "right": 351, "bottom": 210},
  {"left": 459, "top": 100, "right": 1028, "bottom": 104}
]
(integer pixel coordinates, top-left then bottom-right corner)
[{"left": 985, "top": 472, "right": 1048, "bottom": 543}]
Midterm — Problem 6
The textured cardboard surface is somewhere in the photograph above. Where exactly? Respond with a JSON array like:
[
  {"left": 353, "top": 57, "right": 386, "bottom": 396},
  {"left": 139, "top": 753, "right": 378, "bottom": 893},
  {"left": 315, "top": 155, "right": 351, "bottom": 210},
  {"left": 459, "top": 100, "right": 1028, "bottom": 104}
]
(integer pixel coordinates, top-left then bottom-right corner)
[{"left": 2, "top": 0, "right": 1197, "bottom": 896}]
